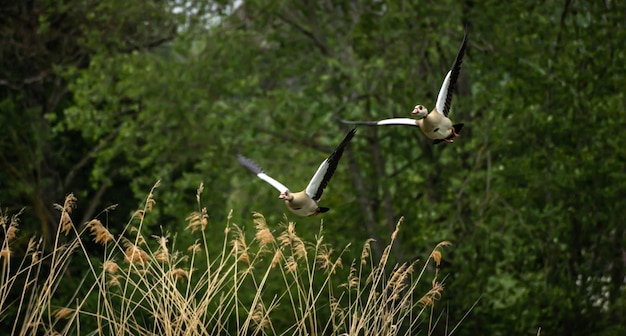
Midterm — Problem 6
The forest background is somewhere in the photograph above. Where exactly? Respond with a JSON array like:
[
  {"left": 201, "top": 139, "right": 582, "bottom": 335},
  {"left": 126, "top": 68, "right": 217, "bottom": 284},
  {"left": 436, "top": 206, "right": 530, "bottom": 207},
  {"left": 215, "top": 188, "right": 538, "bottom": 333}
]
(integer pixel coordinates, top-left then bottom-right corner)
[{"left": 1, "top": 0, "right": 624, "bottom": 335}]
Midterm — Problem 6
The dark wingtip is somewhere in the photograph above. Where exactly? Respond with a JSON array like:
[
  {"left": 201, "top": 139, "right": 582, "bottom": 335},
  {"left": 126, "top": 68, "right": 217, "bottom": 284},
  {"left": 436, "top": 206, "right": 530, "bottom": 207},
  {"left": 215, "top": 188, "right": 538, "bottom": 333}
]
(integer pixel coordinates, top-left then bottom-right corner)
[
  {"left": 236, "top": 153, "right": 265, "bottom": 175},
  {"left": 317, "top": 207, "right": 330, "bottom": 214},
  {"left": 338, "top": 119, "right": 379, "bottom": 126},
  {"left": 335, "top": 128, "right": 357, "bottom": 150}
]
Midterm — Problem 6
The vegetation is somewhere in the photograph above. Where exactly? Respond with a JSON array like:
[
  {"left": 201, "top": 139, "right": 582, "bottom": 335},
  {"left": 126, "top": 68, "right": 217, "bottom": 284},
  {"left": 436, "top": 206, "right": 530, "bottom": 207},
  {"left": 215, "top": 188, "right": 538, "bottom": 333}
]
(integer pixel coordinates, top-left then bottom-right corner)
[
  {"left": 1, "top": 0, "right": 625, "bottom": 335},
  {"left": 1, "top": 186, "right": 449, "bottom": 335}
]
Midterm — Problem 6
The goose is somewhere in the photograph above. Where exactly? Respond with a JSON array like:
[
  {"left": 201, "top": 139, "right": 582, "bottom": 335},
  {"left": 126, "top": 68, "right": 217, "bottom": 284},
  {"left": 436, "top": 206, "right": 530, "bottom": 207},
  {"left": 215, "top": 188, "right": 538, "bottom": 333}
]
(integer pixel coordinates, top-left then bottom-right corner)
[
  {"left": 339, "top": 30, "right": 468, "bottom": 144},
  {"left": 236, "top": 128, "right": 356, "bottom": 216}
]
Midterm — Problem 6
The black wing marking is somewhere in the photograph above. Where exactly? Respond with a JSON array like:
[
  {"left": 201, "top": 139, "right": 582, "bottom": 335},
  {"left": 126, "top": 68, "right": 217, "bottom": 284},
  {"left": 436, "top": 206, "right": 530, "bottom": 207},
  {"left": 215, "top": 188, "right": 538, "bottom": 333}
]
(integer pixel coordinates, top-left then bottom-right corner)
[
  {"left": 305, "top": 128, "right": 357, "bottom": 200},
  {"left": 441, "top": 31, "right": 468, "bottom": 117},
  {"left": 236, "top": 154, "right": 265, "bottom": 175},
  {"left": 336, "top": 118, "right": 380, "bottom": 126}
]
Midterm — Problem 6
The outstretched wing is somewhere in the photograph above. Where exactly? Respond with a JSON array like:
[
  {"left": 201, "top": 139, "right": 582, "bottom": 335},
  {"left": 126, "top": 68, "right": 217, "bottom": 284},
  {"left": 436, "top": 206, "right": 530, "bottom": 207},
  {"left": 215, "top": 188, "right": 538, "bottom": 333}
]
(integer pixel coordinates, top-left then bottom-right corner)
[
  {"left": 337, "top": 118, "right": 418, "bottom": 127},
  {"left": 305, "top": 128, "right": 356, "bottom": 200},
  {"left": 435, "top": 30, "right": 468, "bottom": 117},
  {"left": 374, "top": 118, "right": 419, "bottom": 127},
  {"left": 236, "top": 154, "right": 289, "bottom": 193}
]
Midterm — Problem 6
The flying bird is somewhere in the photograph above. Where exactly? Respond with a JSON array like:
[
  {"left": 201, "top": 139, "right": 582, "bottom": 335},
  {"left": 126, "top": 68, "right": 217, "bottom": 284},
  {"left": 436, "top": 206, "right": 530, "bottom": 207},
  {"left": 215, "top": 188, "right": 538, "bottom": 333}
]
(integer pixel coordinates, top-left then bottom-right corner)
[
  {"left": 236, "top": 128, "right": 356, "bottom": 216},
  {"left": 339, "top": 30, "right": 468, "bottom": 144}
]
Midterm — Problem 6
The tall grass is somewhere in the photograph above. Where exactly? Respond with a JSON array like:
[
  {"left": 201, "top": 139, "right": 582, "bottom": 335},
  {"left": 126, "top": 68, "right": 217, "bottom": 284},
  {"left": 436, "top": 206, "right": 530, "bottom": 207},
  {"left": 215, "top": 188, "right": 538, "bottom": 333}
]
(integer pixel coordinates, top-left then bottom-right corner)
[{"left": 0, "top": 182, "right": 450, "bottom": 335}]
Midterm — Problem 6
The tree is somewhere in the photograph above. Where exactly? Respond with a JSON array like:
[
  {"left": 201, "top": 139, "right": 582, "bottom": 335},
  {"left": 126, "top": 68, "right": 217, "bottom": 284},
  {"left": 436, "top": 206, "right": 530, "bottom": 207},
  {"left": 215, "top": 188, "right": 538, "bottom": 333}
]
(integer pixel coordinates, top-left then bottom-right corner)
[{"left": 0, "top": 0, "right": 178, "bottom": 243}]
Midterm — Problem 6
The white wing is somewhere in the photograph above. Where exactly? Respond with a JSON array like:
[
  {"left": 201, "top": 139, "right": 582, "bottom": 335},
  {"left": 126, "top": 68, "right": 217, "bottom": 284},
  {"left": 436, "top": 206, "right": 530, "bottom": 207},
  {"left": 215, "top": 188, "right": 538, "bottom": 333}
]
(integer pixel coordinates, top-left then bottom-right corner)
[
  {"left": 257, "top": 173, "right": 290, "bottom": 194},
  {"left": 305, "top": 159, "right": 329, "bottom": 198},
  {"left": 376, "top": 118, "right": 419, "bottom": 126},
  {"left": 435, "top": 70, "right": 452, "bottom": 116},
  {"left": 304, "top": 128, "right": 356, "bottom": 200}
]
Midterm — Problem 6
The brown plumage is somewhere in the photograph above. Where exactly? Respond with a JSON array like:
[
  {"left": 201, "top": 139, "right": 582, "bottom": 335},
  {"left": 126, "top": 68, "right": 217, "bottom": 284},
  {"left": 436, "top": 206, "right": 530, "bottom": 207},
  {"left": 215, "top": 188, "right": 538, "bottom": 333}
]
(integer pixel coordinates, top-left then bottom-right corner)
[{"left": 236, "top": 128, "right": 356, "bottom": 216}]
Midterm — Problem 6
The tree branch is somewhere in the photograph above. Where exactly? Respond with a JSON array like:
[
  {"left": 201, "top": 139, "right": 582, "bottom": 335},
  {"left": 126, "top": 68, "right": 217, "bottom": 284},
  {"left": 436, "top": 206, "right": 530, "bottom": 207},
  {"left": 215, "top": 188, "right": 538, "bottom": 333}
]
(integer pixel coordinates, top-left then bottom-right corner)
[
  {"left": 0, "top": 69, "right": 52, "bottom": 90},
  {"left": 276, "top": 12, "right": 330, "bottom": 56},
  {"left": 79, "top": 181, "right": 109, "bottom": 226}
]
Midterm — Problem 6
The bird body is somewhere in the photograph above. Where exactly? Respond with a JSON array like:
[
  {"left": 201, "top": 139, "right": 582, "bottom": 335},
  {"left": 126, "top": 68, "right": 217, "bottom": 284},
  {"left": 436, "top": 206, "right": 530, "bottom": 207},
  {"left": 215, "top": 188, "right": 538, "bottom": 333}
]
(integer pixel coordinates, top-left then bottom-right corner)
[
  {"left": 280, "top": 191, "right": 322, "bottom": 217},
  {"left": 412, "top": 31, "right": 468, "bottom": 144},
  {"left": 236, "top": 128, "right": 356, "bottom": 216},
  {"left": 416, "top": 109, "right": 464, "bottom": 144}
]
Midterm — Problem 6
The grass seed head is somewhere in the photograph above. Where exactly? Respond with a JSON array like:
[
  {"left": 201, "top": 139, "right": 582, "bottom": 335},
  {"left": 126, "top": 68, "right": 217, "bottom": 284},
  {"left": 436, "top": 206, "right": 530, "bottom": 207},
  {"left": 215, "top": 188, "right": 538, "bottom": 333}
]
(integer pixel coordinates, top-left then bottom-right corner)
[
  {"left": 132, "top": 209, "right": 145, "bottom": 220},
  {"left": 253, "top": 212, "right": 274, "bottom": 247},
  {"left": 103, "top": 260, "right": 119, "bottom": 274},
  {"left": 60, "top": 211, "right": 73, "bottom": 236},
  {"left": 316, "top": 245, "right": 333, "bottom": 271},
  {"left": 278, "top": 222, "right": 306, "bottom": 259},
  {"left": 108, "top": 275, "right": 121, "bottom": 287},
  {"left": 169, "top": 268, "right": 188, "bottom": 282},
  {"left": 187, "top": 242, "right": 202, "bottom": 254},
  {"left": 88, "top": 219, "right": 114, "bottom": 245},
  {"left": 419, "top": 282, "right": 444, "bottom": 307},
  {"left": 185, "top": 209, "right": 208, "bottom": 232},
  {"left": 4, "top": 211, "right": 21, "bottom": 242},
  {"left": 196, "top": 182, "right": 204, "bottom": 203},
  {"left": 431, "top": 241, "right": 452, "bottom": 267},
  {"left": 361, "top": 238, "right": 375, "bottom": 265},
  {"left": 271, "top": 250, "right": 282, "bottom": 268},
  {"left": 63, "top": 193, "right": 78, "bottom": 213},
  {"left": 346, "top": 264, "right": 359, "bottom": 288},
  {"left": 0, "top": 246, "right": 11, "bottom": 260},
  {"left": 231, "top": 224, "right": 250, "bottom": 263},
  {"left": 54, "top": 307, "right": 74, "bottom": 319},
  {"left": 123, "top": 243, "right": 149, "bottom": 264},
  {"left": 285, "top": 255, "right": 298, "bottom": 273}
]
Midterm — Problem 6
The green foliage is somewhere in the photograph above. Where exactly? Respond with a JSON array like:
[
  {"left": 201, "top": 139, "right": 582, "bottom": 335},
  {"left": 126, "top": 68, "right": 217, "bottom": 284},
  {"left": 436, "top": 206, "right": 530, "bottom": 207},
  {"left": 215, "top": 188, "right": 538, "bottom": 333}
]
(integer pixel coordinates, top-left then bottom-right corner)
[{"left": 1, "top": 0, "right": 625, "bottom": 334}]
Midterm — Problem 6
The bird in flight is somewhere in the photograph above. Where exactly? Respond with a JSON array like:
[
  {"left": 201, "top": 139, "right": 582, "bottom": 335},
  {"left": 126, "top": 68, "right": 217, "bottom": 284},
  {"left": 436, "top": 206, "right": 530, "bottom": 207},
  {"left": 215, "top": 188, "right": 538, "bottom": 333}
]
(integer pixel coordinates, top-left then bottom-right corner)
[
  {"left": 339, "top": 30, "right": 468, "bottom": 144},
  {"left": 236, "top": 128, "right": 356, "bottom": 216}
]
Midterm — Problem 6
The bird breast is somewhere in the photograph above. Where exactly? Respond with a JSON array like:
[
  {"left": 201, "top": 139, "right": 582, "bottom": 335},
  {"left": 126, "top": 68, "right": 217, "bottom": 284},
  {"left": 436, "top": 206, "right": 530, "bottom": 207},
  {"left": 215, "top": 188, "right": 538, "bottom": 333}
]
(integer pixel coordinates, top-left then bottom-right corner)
[
  {"left": 284, "top": 191, "right": 319, "bottom": 216},
  {"left": 418, "top": 112, "right": 453, "bottom": 140}
]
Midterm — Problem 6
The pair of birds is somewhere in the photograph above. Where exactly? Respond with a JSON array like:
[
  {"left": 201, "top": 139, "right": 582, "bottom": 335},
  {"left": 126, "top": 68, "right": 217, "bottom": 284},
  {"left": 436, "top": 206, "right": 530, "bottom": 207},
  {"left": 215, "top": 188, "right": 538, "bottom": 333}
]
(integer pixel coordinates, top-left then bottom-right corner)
[{"left": 237, "top": 31, "right": 468, "bottom": 216}]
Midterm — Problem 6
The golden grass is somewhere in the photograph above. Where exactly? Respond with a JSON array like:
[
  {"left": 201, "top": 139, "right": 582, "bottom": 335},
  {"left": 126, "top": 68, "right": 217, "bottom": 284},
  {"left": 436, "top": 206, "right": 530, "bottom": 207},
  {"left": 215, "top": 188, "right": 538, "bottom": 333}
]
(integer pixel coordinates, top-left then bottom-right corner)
[{"left": 0, "top": 182, "right": 451, "bottom": 335}]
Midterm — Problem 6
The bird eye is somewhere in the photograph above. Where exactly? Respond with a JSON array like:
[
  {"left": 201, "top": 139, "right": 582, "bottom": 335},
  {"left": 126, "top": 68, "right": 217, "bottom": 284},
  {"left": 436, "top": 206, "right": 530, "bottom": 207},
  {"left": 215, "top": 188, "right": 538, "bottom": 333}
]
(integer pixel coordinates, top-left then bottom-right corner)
[
  {"left": 433, "top": 128, "right": 440, "bottom": 132},
  {"left": 293, "top": 207, "right": 301, "bottom": 210}
]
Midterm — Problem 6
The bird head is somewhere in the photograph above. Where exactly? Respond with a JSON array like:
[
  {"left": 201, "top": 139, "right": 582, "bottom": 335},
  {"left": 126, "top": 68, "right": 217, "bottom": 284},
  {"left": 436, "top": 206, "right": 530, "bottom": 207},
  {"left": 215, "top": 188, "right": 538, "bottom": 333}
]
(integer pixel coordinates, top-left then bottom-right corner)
[
  {"left": 411, "top": 105, "right": 428, "bottom": 119},
  {"left": 279, "top": 191, "right": 293, "bottom": 201}
]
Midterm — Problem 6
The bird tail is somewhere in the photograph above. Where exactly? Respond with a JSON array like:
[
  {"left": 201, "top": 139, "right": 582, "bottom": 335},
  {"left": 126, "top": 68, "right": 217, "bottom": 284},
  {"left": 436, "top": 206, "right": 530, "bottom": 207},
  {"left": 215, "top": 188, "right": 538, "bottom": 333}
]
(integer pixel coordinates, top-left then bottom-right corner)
[
  {"left": 317, "top": 207, "right": 330, "bottom": 214},
  {"left": 433, "top": 123, "right": 465, "bottom": 145}
]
